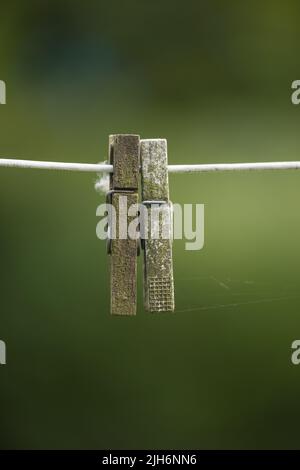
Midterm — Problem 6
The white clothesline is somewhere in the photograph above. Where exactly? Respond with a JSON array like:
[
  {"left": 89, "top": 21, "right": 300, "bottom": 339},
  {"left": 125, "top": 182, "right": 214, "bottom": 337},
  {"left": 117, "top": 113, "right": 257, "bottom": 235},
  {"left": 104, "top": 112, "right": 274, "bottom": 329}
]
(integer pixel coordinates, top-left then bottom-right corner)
[
  {"left": 167, "top": 161, "right": 300, "bottom": 173},
  {"left": 1, "top": 158, "right": 300, "bottom": 173},
  {"left": 0, "top": 158, "right": 112, "bottom": 173}
]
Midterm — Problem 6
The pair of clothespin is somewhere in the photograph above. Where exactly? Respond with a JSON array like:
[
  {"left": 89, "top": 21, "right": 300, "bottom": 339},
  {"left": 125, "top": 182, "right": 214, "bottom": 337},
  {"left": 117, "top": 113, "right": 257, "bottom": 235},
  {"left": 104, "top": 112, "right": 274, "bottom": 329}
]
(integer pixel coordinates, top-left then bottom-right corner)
[{"left": 107, "top": 134, "right": 175, "bottom": 315}]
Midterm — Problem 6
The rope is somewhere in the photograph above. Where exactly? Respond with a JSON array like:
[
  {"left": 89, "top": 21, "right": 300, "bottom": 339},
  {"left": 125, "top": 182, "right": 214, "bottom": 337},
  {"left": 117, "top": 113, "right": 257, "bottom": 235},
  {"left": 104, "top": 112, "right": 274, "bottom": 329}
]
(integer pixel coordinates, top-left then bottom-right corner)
[
  {"left": 0, "top": 159, "right": 113, "bottom": 173},
  {"left": 1, "top": 158, "right": 300, "bottom": 173},
  {"left": 168, "top": 162, "right": 300, "bottom": 173}
]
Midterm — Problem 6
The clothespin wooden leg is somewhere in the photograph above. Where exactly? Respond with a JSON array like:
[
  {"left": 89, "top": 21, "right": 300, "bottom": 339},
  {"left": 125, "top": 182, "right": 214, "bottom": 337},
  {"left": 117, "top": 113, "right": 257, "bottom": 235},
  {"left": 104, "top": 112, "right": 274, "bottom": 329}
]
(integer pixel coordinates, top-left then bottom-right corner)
[
  {"left": 140, "top": 139, "right": 175, "bottom": 312},
  {"left": 108, "top": 134, "right": 140, "bottom": 316}
]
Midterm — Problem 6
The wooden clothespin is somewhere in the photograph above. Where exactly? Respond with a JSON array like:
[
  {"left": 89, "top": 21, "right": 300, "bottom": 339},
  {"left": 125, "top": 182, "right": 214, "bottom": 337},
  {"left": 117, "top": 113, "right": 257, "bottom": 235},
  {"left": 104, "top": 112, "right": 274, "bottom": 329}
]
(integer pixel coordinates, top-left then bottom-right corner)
[
  {"left": 140, "top": 139, "right": 175, "bottom": 312},
  {"left": 107, "top": 134, "right": 140, "bottom": 315}
]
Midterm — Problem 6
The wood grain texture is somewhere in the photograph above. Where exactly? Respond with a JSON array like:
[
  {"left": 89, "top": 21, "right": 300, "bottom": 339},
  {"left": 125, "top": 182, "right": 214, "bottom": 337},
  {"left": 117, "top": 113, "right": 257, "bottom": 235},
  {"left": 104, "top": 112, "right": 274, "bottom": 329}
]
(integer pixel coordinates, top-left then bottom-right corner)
[
  {"left": 141, "top": 139, "right": 175, "bottom": 312},
  {"left": 108, "top": 135, "right": 140, "bottom": 316},
  {"left": 109, "top": 134, "right": 139, "bottom": 190}
]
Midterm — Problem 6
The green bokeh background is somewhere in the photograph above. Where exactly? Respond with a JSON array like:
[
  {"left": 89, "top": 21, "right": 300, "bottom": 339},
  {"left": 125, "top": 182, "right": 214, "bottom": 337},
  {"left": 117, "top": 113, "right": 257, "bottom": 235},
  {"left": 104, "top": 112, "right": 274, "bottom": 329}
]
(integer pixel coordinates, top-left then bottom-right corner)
[{"left": 1, "top": 0, "right": 300, "bottom": 449}]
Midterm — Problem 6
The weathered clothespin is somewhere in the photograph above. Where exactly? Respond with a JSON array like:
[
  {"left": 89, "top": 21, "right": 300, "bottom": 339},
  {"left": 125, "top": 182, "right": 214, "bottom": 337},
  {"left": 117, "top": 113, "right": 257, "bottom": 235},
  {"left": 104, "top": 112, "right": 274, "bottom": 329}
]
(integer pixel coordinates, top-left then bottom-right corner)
[
  {"left": 107, "top": 134, "right": 140, "bottom": 315},
  {"left": 140, "top": 139, "right": 175, "bottom": 312}
]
